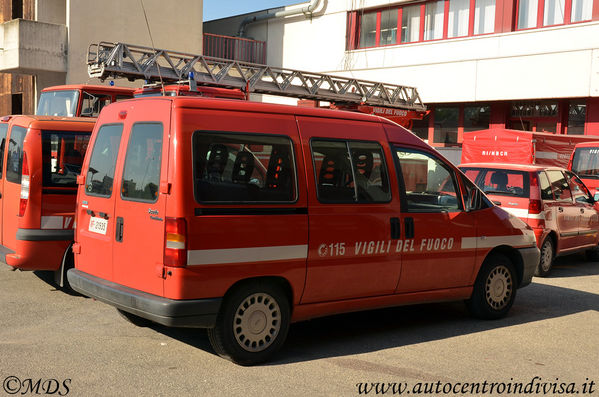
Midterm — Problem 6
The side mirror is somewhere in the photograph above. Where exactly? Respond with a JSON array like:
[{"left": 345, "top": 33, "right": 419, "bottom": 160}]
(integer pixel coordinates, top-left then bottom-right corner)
[{"left": 594, "top": 192, "right": 599, "bottom": 202}]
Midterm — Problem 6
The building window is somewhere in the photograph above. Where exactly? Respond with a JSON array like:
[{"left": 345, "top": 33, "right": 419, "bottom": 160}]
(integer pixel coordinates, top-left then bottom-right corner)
[
  {"left": 448, "top": 0, "right": 470, "bottom": 38},
  {"left": 424, "top": 1, "right": 445, "bottom": 40},
  {"left": 380, "top": 9, "right": 399, "bottom": 45},
  {"left": 571, "top": 0, "right": 593, "bottom": 22},
  {"left": 12, "top": 0, "right": 23, "bottom": 19},
  {"left": 411, "top": 114, "right": 431, "bottom": 141},
  {"left": 544, "top": 0, "right": 565, "bottom": 26},
  {"left": 517, "top": 0, "right": 539, "bottom": 28},
  {"left": 464, "top": 105, "right": 491, "bottom": 132},
  {"left": 517, "top": 0, "right": 594, "bottom": 29},
  {"left": 511, "top": 102, "right": 558, "bottom": 117},
  {"left": 434, "top": 107, "right": 459, "bottom": 144},
  {"left": 359, "top": 11, "right": 378, "bottom": 48},
  {"left": 567, "top": 101, "right": 586, "bottom": 135},
  {"left": 402, "top": 5, "right": 421, "bottom": 42},
  {"left": 474, "top": 0, "right": 496, "bottom": 34}
]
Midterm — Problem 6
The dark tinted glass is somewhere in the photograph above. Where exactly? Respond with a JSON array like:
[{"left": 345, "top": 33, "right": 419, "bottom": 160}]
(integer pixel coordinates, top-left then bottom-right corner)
[
  {"left": 312, "top": 140, "right": 354, "bottom": 203},
  {"left": 6, "top": 126, "right": 27, "bottom": 183},
  {"left": 121, "top": 123, "right": 163, "bottom": 202},
  {"left": 42, "top": 131, "right": 90, "bottom": 188},
  {"left": 0, "top": 123, "right": 7, "bottom": 179},
  {"left": 193, "top": 132, "right": 296, "bottom": 203},
  {"left": 85, "top": 124, "right": 123, "bottom": 197}
]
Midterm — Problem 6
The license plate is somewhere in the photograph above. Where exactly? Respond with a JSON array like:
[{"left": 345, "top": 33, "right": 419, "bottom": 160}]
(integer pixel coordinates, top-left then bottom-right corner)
[{"left": 88, "top": 217, "right": 108, "bottom": 235}]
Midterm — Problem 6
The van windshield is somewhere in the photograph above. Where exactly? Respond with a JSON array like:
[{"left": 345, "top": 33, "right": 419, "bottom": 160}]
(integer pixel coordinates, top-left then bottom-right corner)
[
  {"left": 36, "top": 90, "right": 79, "bottom": 117},
  {"left": 571, "top": 147, "right": 599, "bottom": 179},
  {"left": 42, "top": 131, "right": 91, "bottom": 188}
]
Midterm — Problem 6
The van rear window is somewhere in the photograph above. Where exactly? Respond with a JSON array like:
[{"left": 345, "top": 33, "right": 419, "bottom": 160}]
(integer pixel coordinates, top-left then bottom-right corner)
[
  {"left": 85, "top": 124, "right": 123, "bottom": 197},
  {"left": 42, "top": 131, "right": 90, "bottom": 188},
  {"left": 192, "top": 132, "right": 296, "bottom": 203},
  {"left": 0, "top": 123, "right": 7, "bottom": 179},
  {"left": 6, "top": 126, "right": 26, "bottom": 184}
]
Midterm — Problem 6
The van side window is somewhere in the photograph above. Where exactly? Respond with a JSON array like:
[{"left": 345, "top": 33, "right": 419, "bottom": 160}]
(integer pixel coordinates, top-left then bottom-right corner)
[
  {"left": 42, "top": 131, "right": 90, "bottom": 188},
  {"left": 394, "top": 147, "right": 461, "bottom": 212},
  {"left": 80, "top": 92, "right": 112, "bottom": 117},
  {"left": 539, "top": 171, "right": 553, "bottom": 200},
  {"left": 85, "top": 124, "right": 124, "bottom": 197},
  {"left": 0, "top": 124, "right": 7, "bottom": 179},
  {"left": 193, "top": 132, "right": 296, "bottom": 203},
  {"left": 121, "top": 123, "right": 163, "bottom": 202},
  {"left": 311, "top": 140, "right": 391, "bottom": 203},
  {"left": 546, "top": 170, "right": 572, "bottom": 202},
  {"left": 6, "top": 126, "right": 27, "bottom": 184}
]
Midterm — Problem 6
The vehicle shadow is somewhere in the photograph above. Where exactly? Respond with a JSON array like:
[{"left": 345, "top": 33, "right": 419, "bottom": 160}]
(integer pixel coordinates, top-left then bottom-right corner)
[
  {"left": 32, "top": 270, "right": 83, "bottom": 297},
  {"left": 150, "top": 261, "right": 599, "bottom": 365}
]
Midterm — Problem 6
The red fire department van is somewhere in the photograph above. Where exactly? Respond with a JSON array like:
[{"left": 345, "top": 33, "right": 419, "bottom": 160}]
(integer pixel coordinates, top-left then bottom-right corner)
[
  {"left": 0, "top": 115, "right": 94, "bottom": 287},
  {"left": 68, "top": 96, "right": 540, "bottom": 365},
  {"left": 569, "top": 142, "right": 599, "bottom": 197},
  {"left": 36, "top": 84, "right": 135, "bottom": 118}
]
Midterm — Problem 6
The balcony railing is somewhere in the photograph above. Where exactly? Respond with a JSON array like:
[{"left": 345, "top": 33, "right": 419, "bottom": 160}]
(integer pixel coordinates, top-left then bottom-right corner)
[{"left": 203, "top": 33, "right": 266, "bottom": 64}]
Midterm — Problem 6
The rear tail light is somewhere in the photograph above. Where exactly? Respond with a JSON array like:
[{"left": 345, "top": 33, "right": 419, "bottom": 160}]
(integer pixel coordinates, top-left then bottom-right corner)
[
  {"left": 19, "top": 152, "right": 30, "bottom": 217},
  {"left": 528, "top": 172, "right": 542, "bottom": 215},
  {"left": 164, "top": 217, "right": 187, "bottom": 267},
  {"left": 528, "top": 199, "right": 542, "bottom": 215}
]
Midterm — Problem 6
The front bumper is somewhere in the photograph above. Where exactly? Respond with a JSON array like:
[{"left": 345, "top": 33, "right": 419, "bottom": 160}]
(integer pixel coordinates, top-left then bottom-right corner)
[
  {"left": 67, "top": 269, "right": 221, "bottom": 328},
  {"left": 518, "top": 246, "right": 540, "bottom": 288}
]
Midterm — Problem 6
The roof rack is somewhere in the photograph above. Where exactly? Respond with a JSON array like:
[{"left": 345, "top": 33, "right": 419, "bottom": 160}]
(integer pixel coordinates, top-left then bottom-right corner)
[{"left": 87, "top": 42, "right": 426, "bottom": 112}]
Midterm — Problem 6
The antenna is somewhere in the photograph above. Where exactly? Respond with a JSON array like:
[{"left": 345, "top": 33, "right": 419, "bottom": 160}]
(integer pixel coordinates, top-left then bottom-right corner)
[{"left": 139, "top": 0, "right": 165, "bottom": 96}]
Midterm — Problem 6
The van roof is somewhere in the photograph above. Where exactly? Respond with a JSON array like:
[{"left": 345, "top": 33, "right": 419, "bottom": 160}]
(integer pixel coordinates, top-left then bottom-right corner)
[
  {"left": 1, "top": 115, "right": 96, "bottom": 130},
  {"left": 574, "top": 141, "right": 599, "bottom": 149},
  {"left": 41, "top": 84, "right": 135, "bottom": 95},
  {"left": 121, "top": 96, "right": 397, "bottom": 124}
]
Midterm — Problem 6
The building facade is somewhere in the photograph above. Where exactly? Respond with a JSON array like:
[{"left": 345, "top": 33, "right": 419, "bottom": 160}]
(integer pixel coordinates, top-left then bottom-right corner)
[
  {"left": 0, "top": 0, "right": 203, "bottom": 115},
  {"left": 204, "top": 0, "right": 599, "bottom": 149}
]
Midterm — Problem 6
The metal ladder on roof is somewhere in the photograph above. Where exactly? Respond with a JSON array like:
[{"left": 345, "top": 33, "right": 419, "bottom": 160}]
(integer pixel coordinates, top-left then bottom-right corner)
[{"left": 87, "top": 41, "right": 426, "bottom": 112}]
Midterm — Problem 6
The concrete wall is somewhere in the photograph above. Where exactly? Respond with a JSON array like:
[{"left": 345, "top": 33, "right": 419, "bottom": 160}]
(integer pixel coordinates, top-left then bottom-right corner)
[
  {"left": 35, "top": 0, "right": 66, "bottom": 24},
  {"left": 66, "top": 0, "right": 203, "bottom": 85},
  {"left": 207, "top": 0, "right": 599, "bottom": 104}
]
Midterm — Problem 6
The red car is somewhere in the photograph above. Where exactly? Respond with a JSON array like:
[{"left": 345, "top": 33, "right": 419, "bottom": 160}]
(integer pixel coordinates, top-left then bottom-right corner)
[{"left": 459, "top": 163, "right": 599, "bottom": 276}]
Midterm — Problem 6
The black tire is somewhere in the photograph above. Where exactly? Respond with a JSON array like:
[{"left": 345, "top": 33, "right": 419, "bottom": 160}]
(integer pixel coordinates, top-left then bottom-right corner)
[
  {"left": 466, "top": 254, "right": 517, "bottom": 320},
  {"left": 207, "top": 281, "right": 290, "bottom": 366},
  {"left": 535, "top": 238, "right": 554, "bottom": 277},
  {"left": 117, "top": 309, "right": 153, "bottom": 327}
]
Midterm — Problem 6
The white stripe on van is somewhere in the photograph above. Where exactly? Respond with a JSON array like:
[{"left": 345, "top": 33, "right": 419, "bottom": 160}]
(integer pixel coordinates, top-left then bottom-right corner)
[
  {"left": 501, "top": 207, "right": 546, "bottom": 220},
  {"left": 41, "top": 216, "right": 63, "bottom": 229},
  {"left": 461, "top": 234, "right": 536, "bottom": 249},
  {"left": 187, "top": 244, "right": 309, "bottom": 266}
]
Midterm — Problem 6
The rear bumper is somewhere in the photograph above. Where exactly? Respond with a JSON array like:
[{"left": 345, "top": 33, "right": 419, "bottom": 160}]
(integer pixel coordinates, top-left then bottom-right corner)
[
  {"left": 16, "top": 228, "right": 73, "bottom": 241},
  {"left": 518, "top": 246, "right": 540, "bottom": 288},
  {"left": 1, "top": 239, "right": 67, "bottom": 270},
  {"left": 67, "top": 269, "right": 221, "bottom": 328}
]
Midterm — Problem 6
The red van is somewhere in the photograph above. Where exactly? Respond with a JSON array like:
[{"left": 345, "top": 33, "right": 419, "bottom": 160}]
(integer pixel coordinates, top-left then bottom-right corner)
[
  {"left": 0, "top": 116, "right": 94, "bottom": 287},
  {"left": 459, "top": 163, "right": 599, "bottom": 276},
  {"left": 569, "top": 142, "right": 599, "bottom": 198},
  {"left": 68, "top": 96, "right": 539, "bottom": 365}
]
